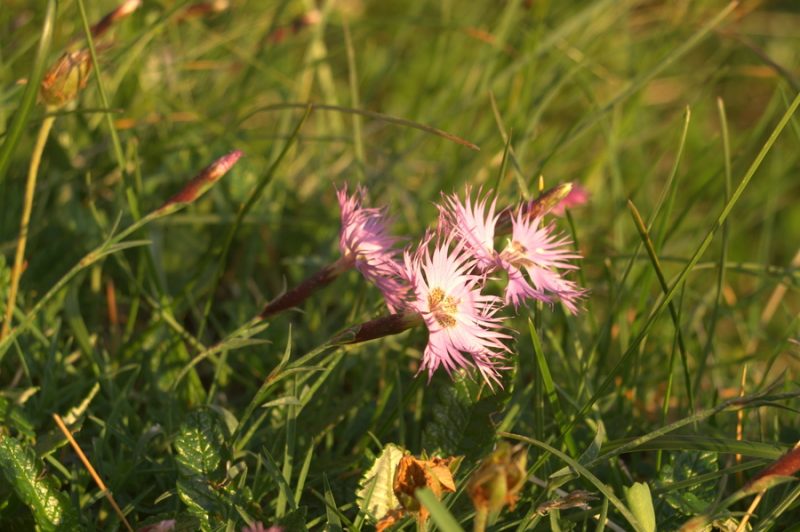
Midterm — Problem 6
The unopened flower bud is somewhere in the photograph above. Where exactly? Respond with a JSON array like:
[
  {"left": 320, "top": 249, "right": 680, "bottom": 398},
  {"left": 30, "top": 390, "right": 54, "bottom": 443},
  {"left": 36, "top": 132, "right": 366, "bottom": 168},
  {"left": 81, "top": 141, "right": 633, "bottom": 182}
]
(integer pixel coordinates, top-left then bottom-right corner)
[
  {"left": 468, "top": 442, "right": 528, "bottom": 518},
  {"left": 156, "top": 150, "right": 243, "bottom": 214},
  {"left": 91, "top": 0, "right": 142, "bottom": 38},
  {"left": 496, "top": 183, "right": 573, "bottom": 234},
  {"left": 331, "top": 311, "right": 423, "bottom": 345}
]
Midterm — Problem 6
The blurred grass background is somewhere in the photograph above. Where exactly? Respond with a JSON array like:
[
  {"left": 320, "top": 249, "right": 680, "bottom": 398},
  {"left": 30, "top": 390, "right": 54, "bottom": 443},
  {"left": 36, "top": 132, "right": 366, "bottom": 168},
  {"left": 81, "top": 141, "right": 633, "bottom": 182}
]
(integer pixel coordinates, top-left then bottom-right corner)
[{"left": 1, "top": 0, "right": 799, "bottom": 529}]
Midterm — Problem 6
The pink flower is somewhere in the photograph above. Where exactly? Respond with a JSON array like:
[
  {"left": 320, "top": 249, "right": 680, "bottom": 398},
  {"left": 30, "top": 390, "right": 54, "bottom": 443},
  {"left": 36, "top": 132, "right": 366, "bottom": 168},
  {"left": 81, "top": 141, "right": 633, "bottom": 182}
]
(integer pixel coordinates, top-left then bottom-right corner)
[
  {"left": 440, "top": 188, "right": 585, "bottom": 314},
  {"left": 402, "top": 235, "right": 510, "bottom": 387},
  {"left": 439, "top": 188, "right": 501, "bottom": 272},
  {"left": 337, "top": 185, "right": 408, "bottom": 312},
  {"left": 137, "top": 520, "right": 176, "bottom": 532},
  {"left": 242, "top": 523, "right": 283, "bottom": 532},
  {"left": 550, "top": 183, "right": 589, "bottom": 216},
  {"left": 498, "top": 211, "right": 585, "bottom": 313}
]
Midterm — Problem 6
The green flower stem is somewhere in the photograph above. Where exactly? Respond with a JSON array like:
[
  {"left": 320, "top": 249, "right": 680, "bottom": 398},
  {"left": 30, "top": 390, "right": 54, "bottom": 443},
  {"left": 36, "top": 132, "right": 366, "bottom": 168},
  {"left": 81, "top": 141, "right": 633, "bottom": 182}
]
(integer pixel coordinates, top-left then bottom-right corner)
[
  {"left": 474, "top": 506, "right": 489, "bottom": 532},
  {"left": 1, "top": 113, "right": 55, "bottom": 341}
]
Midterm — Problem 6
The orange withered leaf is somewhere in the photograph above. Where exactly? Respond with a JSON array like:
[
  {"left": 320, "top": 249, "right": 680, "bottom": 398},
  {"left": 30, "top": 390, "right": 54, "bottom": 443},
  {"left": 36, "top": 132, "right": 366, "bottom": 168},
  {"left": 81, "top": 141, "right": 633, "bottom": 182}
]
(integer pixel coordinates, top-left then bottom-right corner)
[
  {"left": 375, "top": 508, "right": 405, "bottom": 532},
  {"left": 393, "top": 455, "right": 457, "bottom": 526}
]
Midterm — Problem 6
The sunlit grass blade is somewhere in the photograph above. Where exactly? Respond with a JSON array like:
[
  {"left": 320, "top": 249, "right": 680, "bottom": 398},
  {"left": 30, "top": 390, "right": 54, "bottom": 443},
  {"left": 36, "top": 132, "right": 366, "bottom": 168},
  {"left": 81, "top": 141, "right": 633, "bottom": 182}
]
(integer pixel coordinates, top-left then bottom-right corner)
[
  {"left": 528, "top": 318, "right": 577, "bottom": 456},
  {"left": 695, "top": 97, "right": 734, "bottom": 390},
  {"left": 627, "top": 199, "right": 694, "bottom": 413},
  {"left": 76, "top": 0, "right": 137, "bottom": 218},
  {"left": 537, "top": 1, "right": 738, "bottom": 170},
  {"left": 499, "top": 434, "right": 645, "bottom": 532},
  {"left": 277, "top": 376, "right": 298, "bottom": 517},
  {"left": 196, "top": 106, "right": 311, "bottom": 339},
  {"left": 238, "top": 102, "right": 480, "bottom": 151},
  {"left": 0, "top": 0, "right": 56, "bottom": 188},
  {"left": 322, "top": 473, "right": 343, "bottom": 531},
  {"left": 570, "top": 90, "right": 800, "bottom": 434},
  {"left": 415, "top": 487, "right": 464, "bottom": 532}
]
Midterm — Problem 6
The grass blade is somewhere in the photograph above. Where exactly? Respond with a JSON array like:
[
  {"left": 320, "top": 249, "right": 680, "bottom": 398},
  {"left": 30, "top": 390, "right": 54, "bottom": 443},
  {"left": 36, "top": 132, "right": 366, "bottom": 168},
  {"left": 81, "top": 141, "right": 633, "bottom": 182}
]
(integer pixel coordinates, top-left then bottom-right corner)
[
  {"left": 627, "top": 199, "right": 694, "bottom": 413},
  {"left": 415, "top": 487, "right": 464, "bottom": 532},
  {"left": 570, "top": 90, "right": 800, "bottom": 434},
  {"left": 498, "top": 434, "right": 644, "bottom": 532},
  {"left": 0, "top": 0, "right": 56, "bottom": 188},
  {"left": 528, "top": 318, "right": 577, "bottom": 455}
]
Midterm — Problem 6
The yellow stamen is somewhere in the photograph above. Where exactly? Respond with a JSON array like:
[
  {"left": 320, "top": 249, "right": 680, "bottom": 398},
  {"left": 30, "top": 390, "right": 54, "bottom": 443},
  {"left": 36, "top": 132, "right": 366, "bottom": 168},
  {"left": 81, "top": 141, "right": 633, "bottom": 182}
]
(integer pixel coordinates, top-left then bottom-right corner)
[{"left": 428, "top": 287, "right": 458, "bottom": 328}]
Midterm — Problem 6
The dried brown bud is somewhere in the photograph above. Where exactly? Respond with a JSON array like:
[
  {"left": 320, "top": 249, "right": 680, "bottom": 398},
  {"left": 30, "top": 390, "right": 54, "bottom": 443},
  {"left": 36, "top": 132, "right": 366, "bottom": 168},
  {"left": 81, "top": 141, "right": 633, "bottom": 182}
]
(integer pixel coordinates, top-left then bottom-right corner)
[{"left": 40, "top": 50, "right": 92, "bottom": 108}]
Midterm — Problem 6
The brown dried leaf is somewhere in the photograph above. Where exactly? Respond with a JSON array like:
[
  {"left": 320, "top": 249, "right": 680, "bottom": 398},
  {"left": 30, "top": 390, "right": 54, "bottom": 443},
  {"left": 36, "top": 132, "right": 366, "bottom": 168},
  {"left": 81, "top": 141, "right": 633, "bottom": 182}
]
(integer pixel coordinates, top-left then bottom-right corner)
[
  {"left": 393, "top": 455, "right": 457, "bottom": 526},
  {"left": 536, "top": 490, "right": 598, "bottom": 515},
  {"left": 375, "top": 508, "right": 406, "bottom": 532}
]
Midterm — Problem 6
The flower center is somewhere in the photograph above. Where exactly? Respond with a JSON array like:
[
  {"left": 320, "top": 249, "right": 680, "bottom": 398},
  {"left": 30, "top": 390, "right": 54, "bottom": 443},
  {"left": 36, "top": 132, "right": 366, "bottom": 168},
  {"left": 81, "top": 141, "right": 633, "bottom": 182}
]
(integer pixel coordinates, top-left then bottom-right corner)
[{"left": 428, "top": 287, "right": 458, "bottom": 328}]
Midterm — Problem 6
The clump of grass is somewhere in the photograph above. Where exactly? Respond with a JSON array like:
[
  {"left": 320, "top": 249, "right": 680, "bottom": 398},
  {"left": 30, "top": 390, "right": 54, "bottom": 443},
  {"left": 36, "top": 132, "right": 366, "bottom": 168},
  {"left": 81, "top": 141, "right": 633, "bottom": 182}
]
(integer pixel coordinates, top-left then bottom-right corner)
[{"left": 0, "top": 1, "right": 798, "bottom": 531}]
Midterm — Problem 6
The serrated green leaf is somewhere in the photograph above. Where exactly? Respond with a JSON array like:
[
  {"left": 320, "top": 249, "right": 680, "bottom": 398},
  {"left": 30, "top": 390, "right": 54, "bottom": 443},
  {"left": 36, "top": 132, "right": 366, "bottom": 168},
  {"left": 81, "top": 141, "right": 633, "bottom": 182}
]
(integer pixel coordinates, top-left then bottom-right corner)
[
  {"left": 0, "top": 395, "right": 36, "bottom": 439},
  {"left": 174, "top": 409, "right": 233, "bottom": 529},
  {"left": 175, "top": 476, "right": 228, "bottom": 529},
  {"left": 356, "top": 443, "right": 404, "bottom": 522},
  {"left": 422, "top": 375, "right": 509, "bottom": 460},
  {"left": 624, "top": 482, "right": 656, "bottom": 532},
  {"left": 175, "top": 409, "right": 226, "bottom": 478},
  {"left": 0, "top": 434, "right": 78, "bottom": 531}
]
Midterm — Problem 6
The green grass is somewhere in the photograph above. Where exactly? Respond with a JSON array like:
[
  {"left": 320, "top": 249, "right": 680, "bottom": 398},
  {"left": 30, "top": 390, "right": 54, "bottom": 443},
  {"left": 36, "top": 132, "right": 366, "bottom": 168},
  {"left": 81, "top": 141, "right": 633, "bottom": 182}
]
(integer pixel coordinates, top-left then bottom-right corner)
[{"left": 1, "top": 0, "right": 799, "bottom": 530}]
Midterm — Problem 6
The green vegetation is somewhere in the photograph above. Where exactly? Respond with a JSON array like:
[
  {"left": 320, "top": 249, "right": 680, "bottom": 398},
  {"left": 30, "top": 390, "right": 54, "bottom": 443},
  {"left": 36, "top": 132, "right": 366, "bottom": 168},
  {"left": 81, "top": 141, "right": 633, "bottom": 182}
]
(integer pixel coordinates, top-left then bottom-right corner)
[{"left": 1, "top": 0, "right": 798, "bottom": 530}]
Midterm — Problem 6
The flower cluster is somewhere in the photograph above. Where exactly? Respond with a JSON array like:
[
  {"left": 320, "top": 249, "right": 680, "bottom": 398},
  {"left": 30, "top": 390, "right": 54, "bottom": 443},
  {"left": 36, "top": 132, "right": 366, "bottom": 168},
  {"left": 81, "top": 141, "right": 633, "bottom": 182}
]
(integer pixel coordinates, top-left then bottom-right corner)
[{"left": 335, "top": 184, "right": 586, "bottom": 386}]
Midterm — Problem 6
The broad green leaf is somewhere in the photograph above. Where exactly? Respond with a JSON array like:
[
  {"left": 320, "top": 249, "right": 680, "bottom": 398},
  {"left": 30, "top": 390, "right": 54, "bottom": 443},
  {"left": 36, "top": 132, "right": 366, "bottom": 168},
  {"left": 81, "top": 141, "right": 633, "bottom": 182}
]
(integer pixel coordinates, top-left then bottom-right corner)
[
  {"left": 175, "top": 477, "right": 229, "bottom": 529},
  {"left": 356, "top": 443, "right": 404, "bottom": 522},
  {"left": 656, "top": 451, "right": 719, "bottom": 528},
  {"left": 174, "top": 409, "right": 227, "bottom": 478},
  {"left": 174, "top": 409, "right": 233, "bottom": 529},
  {"left": 0, "top": 396, "right": 35, "bottom": 440},
  {"left": 624, "top": 482, "right": 656, "bottom": 532},
  {"left": 0, "top": 434, "right": 78, "bottom": 531},
  {"left": 422, "top": 374, "right": 509, "bottom": 460}
]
